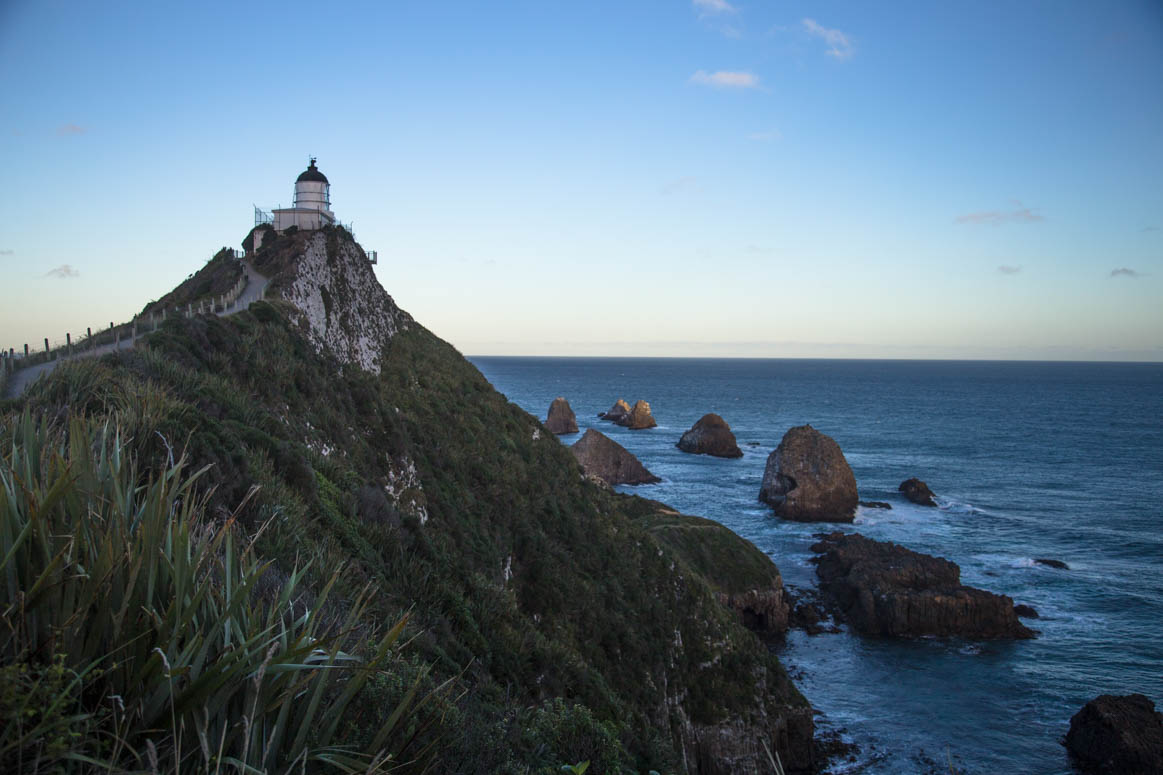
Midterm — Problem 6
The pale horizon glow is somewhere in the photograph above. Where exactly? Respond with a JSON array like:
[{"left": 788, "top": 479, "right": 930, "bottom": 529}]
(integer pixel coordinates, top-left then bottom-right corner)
[{"left": 0, "top": 0, "right": 1160, "bottom": 362}]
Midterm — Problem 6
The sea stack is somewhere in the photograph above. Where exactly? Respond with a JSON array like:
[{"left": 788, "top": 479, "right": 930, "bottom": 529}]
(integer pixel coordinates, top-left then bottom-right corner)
[
  {"left": 571, "top": 429, "right": 660, "bottom": 486},
  {"left": 899, "top": 477, "right": 937, "bottom": 507},
  {"left": 759, "top": 425, "right": 858, "bottom": 522},
  {"left": 544, "top": 397, "right": 578, "bottom": 434},
  {"left": 677, "top": 413, "right": 743, "bottom": 458},
  {"left": 1065, "top": 694, "right": 1163, "bottom": 774},
  {"left": 599, "top": 399, "right": 631, "bottom": 423},
  {"left": 622, "top": 399, "right": 657, "bottom": 430}
]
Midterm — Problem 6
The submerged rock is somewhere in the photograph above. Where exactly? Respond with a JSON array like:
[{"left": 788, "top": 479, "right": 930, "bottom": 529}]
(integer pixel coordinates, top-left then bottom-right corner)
[
  {"left": 899, "top": 477, "right": 937, "bottom": 507},
  {"left": 621, "top": 399, "right": 657, "bottom": 430},
  {"left": 759, "top": 425, "right": 858, "bottom": 523},
  {"left": 1014, "top": 604, "right": 1039, "bottom": 619},
  {"left": 677, "top": 413, "right": 743, "bottom": 458},
  {"left": 570, "top": 429, "right": 660, "bottom": 486},
  {"left": 811, "top": 532, "right": 1036, "bottom": 639},
  {"left": 859, "top": 500, "right": 893, "bottom": 510},
  {"left": 1065, "top": 694, "right": 1163, "bottom": 774},
  {"left": 1035, "top": 558, "right": 1070, "bottom": 570},
  {"left": 599, "top": 398, "right": 631, "bottom": 423},
  {"left": 544, "top": 396, "right": 578, "bottom": 434}
]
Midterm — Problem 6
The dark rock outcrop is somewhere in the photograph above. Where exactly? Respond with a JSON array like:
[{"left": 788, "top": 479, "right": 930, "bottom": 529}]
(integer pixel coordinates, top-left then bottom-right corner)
[
  {"left": 570, "top": 429, "right": 660, "bottom": 486},
  {"left": 1014, "top": 604, "right": 1039, "bottom": 619},
  {"left": 621, "top": 399, "right": 657, "bottom": 430},
  {"left": 899, "top": 477, "right": 937, "bottom": 507},
  {"left": 859, "top": 500, "right": 892, "bottom": 510},
  {"left": 544, "top": 396, "right": 578, "bottom": 434},
  {"left": 1036, "top": 558, "right": 1070, "bottom": 570},
  {"left": 811, "top": 532, "right": 1036, "bottom": 639},
  {"left": 1065, "top": 694, "right": 1163, "bottom": 774},
  {"left": 599, "top": 399, "right": 631, "bottom": 423},
  {"left": 759, "top": 425, "right": 858, "bottom": 522},
  {"left": 677, "top": 413, "right": 743, "bottom": 458}
]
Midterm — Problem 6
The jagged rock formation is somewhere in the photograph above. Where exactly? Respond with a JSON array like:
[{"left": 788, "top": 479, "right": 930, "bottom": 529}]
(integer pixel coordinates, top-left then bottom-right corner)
[
  {"left": 599, "top": 398, "right": 631, "bottom": 423},
  {"left": 571, "top": 429, "right": 660, "bottom": 486},
  {"left": 677, "top": 414, "right": 743, "bottom": 458},
  {"left": 254, "top": 229, "right": 412, "bottom": 374},
  {"left": 1066, "top": 694, "right": 1163, "bottom": 774},
  {"left": 1014, "top": 604, "right": 1039, "bottom": 619},
  {"left": 759, "top": 425, "right": 858, "bottom": 523},
  {"left": 621, "top": 399, "right": 657, "bottom": 430},
  {"left": 811, "top": 532, "right": 1035, "bottom": 639},
  {"left": 544, "top": 396, "right": 578, "bottom": 434},
  {"left": 899, "top": 477, "right": 937, "bottom": 507}
]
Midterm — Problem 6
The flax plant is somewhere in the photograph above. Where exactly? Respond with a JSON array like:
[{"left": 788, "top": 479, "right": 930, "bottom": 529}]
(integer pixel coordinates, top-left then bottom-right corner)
[{"left": 0, "top": 411, "right": 441, "bottom": 773}]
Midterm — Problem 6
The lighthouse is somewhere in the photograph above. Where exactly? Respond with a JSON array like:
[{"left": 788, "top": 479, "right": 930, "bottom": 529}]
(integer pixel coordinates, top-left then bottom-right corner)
[{"left": 271, "top": 158, "right": 337, "bottom": 232}]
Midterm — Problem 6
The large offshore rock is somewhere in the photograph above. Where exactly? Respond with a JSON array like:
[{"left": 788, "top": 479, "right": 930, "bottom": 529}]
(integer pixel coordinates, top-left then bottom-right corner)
[
  {"left": 621, "top": 399, "right": 658, "bottom": 430},
  {"left": 759, "top": 425, "right": 858, "bottom": 522},
  {"left": 1065, "top": 694, "right": 1163, "bottom": 774},
  {"left": 811, "top": 532, "right": 1035, "bottom": 639},
  {"left": 544, "top": 396, "right": 578, "bottom": 434},
  {"left": 899, "top": 477, "right": 937, "bottom": 507},
  {"left": 599, "top": 398, "right": 631, "bottom": 423},
  {"left": 570, "top": 429, "right": 660, "bottom": 486},
  {"left": 677, "top": 413, "right": 743, "bottom": 458}
]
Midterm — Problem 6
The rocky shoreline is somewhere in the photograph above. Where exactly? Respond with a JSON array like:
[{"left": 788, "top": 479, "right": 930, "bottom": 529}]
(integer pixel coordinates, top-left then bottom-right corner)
[{"left": 540, "top": 394, "right": 1159, "bottom": 772}]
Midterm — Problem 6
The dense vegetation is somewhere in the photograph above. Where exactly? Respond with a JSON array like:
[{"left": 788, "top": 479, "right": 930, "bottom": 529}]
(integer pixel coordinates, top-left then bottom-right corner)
[{"left": 1, "top": 232, "right": 810, "bottom": 773}]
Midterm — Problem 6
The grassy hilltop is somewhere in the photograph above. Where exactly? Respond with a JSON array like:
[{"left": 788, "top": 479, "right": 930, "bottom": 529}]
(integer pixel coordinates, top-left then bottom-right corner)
[{"left": 0, "top": 227, "right": 812, "bottom": 774}]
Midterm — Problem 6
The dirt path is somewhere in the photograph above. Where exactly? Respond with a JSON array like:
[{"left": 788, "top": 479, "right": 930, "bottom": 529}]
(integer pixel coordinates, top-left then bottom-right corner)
[{"left": 3, "top": 264, "right": 269, "bottom": 399}]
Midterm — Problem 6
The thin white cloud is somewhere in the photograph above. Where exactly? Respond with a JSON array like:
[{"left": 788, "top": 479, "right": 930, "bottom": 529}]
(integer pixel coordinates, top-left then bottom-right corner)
[
  {"left": 955, "top": 203, "right": 1045, "bottom": 225},
  {"left": 56, "top": 123, "right": 87, "bottom": 136},
  {"left": 0, "top": 249, "right": 13, "bottom": 256},
  {"left": 1110, "top": 267, "right": 1142, "bottom": 278},
  {"left": 693, "top": 0, "right": 736, "bottom": 15},
  {"left": 803, "top": 18, "right": 854, "bottom": 60},
  {"left": 747, "top": 130, "right": 782, "bottom": 141},
  {"left": 689, "top": 69, "right": 760, "bottom": 89},
  {"left": 997, "top": 265, "right": 1022, "bottom": 275},
  {"left": 45, "top": 264, "right": 80, "bottom": 279}
]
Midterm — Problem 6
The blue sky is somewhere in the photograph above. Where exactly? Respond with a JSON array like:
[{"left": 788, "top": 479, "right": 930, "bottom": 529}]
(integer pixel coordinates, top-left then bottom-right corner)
[{"left": 1, "top": 0, "right": 1160, "bottom": 360}]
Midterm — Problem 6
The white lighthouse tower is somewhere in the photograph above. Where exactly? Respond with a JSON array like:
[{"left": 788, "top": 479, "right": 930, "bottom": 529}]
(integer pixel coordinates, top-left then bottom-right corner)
[{"left": 271, "top": 158, "right": 337, "bottom": 232}]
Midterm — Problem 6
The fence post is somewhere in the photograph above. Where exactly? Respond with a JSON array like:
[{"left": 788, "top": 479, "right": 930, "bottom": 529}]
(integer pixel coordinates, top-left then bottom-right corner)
[
  {"left": 132, "top": 318, "right": 138, "bottom": 339},
  {"left": 66, "top": 333, "right": 72, "bottom": 357},
  {"left": 44, "top": 338, "right": 49, "bottom": 355},
  {"left": 24, "top": 344, "right": 29, "bottom": 357}
]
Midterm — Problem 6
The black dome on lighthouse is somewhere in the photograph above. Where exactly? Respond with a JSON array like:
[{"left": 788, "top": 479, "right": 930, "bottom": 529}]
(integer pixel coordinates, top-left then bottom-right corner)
[{"left": 296, "top": 158, "right": 329, "bottom": 184}]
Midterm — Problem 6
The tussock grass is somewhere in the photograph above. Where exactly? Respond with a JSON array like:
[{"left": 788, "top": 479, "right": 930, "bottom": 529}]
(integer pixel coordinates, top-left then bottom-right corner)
[{"left": 0, "top": 412, "right": 443, "bottom": 773}]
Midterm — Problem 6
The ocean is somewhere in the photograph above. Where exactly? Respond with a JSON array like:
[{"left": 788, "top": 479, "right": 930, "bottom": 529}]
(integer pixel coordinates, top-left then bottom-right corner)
[{"left": 467, "top": 357, "right": 1163, "bottom": 775}]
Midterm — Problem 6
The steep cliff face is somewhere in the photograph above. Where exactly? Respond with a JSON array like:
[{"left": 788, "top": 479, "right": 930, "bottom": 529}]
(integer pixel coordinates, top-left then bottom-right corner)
[
  {"left": 13, "top": 227, "right": 815, "bottom": 773},
  {"left": 255, "top": 229, "right": 412, "bottom": 374}
]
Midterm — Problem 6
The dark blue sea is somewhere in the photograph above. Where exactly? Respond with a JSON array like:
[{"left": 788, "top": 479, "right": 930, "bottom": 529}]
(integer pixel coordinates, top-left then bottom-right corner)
[{"left": 468, "top": 357, "right": 1163, "bottom": 775}]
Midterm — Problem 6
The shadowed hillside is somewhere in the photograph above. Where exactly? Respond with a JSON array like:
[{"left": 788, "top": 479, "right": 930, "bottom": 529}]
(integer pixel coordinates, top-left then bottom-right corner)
[{"left": 1, "top": 226, "right": 813, "bottom": 774}]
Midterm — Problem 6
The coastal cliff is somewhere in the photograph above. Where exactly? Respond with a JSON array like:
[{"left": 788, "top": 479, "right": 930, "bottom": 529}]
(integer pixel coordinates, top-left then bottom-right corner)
[{"left": 4, "top": 226, "right": 813, "bottom": 773}]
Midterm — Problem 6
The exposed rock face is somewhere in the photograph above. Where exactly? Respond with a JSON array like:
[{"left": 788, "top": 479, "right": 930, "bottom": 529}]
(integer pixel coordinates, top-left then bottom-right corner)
[
  {"left": 811, "top": 532, "right": 1036, "bottom": 639},
  {"left": 1065, "top": 694, "right": 1163, "bottom": 775},
  {"left": 544, "top": 396, "right": 578, "bottom": 434},
  {"left": 1036, "top": 558, "right": 1070, "bottom": 570},
  {"left": 759, "top": 425, "right": 858, "bottom": 523},
  {"left": 680, "top": 712, "right": 815, "bottom": 775},
  {"left": 600, "top": 399, "right": 631, "bottom": 423},
  {"left": 677, "top": 413, "right": 743, "bottom": 458},
  {"left": 264, "top": 230, "right": 412, "bottom": 374},
  {"left": 899, "top": 477, "right": 937, "bottom": 507},
  {"left": 621, "top": 399, "right": 657, "bottom": 430},
  {"left": 570, "top": 429, "right": 660, "bottom": 486}
]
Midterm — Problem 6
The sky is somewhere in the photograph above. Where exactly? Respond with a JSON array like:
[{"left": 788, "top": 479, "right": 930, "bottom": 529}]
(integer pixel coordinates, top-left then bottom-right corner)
[{"left": 1, "top": 0, "right": 1160, "bottom": 360}]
